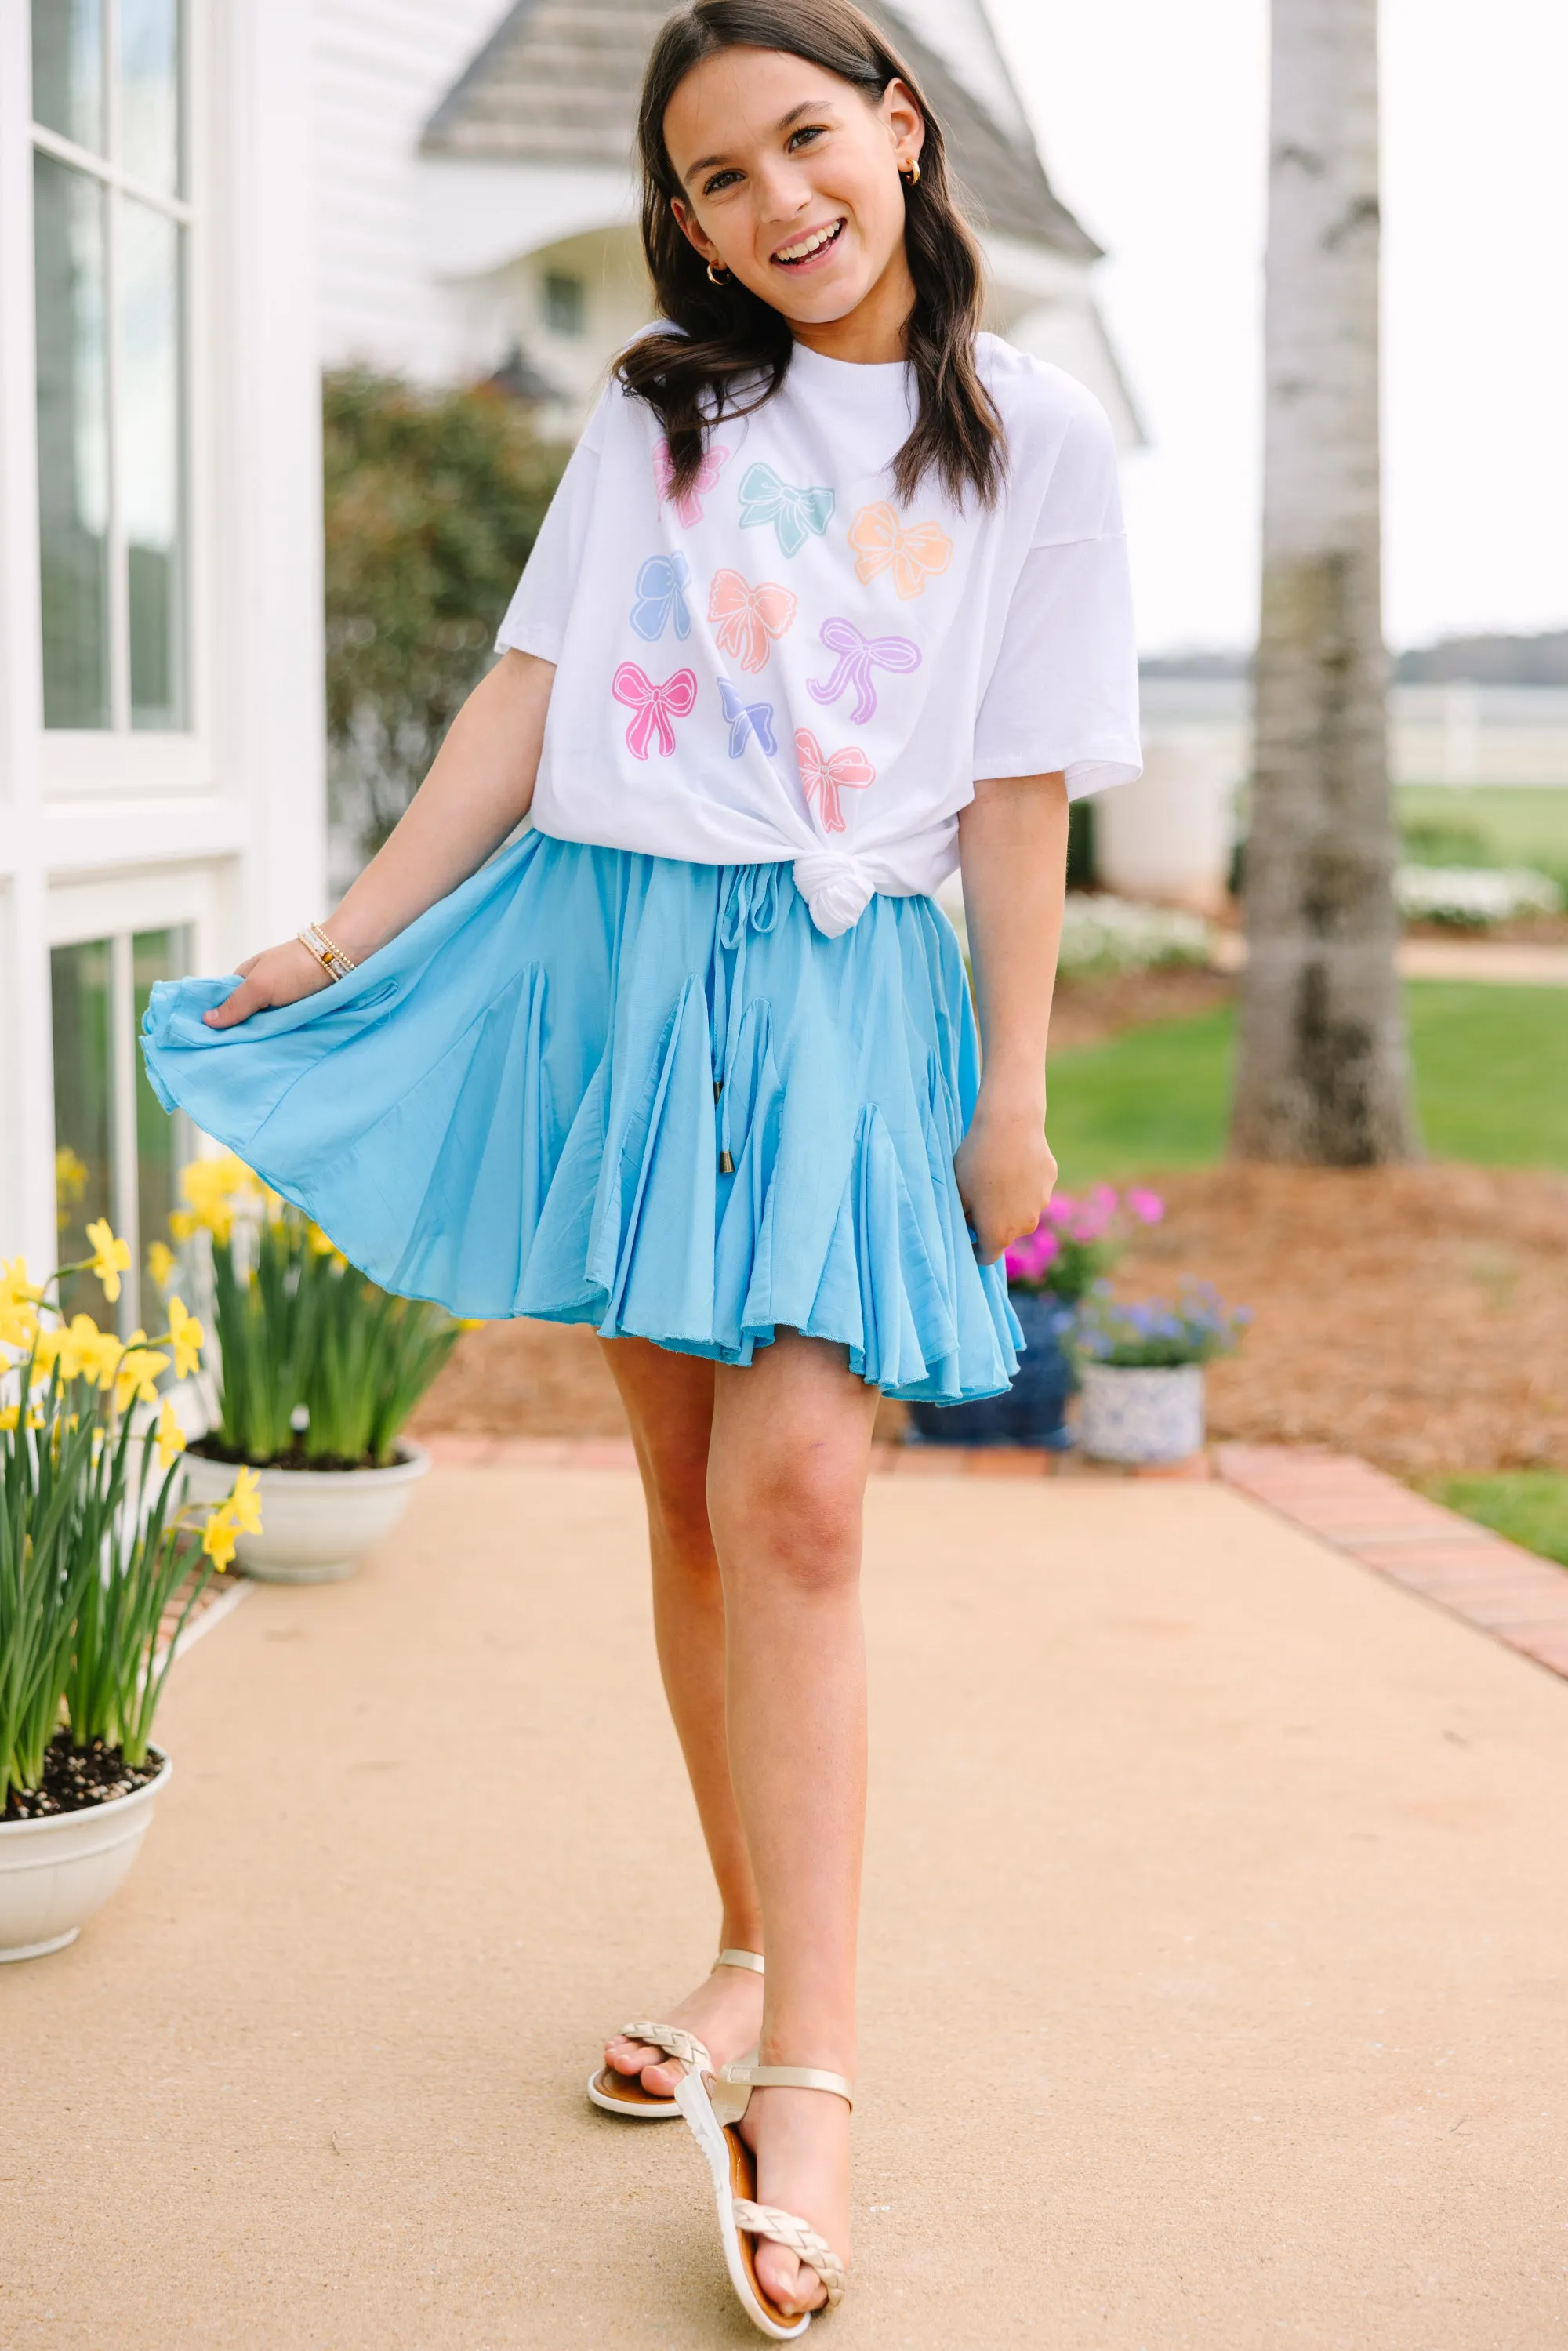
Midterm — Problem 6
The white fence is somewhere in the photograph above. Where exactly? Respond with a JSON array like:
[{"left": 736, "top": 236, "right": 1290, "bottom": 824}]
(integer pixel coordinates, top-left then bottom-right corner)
[{"left": 1097, "top": 681, "right": 1568, "bottom": 909}]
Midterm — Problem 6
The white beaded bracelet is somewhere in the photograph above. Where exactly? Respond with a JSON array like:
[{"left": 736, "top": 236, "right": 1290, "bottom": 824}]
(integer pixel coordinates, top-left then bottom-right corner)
[{"left": 297, "top": 922, "right": 358, "bottom": 982}]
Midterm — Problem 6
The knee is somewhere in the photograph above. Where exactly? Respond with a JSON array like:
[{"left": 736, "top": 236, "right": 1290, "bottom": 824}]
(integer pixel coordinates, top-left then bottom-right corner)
[
  {"left": 709, "top": 1448, "right": 863, "bottom": 1599},
  {"left": 640, "top": 1442, "right": 717, "bottom": 1569}
]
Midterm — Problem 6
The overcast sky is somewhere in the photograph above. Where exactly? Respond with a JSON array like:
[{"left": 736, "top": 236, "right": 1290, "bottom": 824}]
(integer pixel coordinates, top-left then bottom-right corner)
[{"left": 986, "top": 0, "right": 1568, "bottom": 655}]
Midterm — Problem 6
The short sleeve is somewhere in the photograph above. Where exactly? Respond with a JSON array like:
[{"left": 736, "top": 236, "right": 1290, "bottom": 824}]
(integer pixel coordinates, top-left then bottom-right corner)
[
  {"left": 494, "top": 388, "right": 611, "bottom": 662},
  {"left": 971, "top": 394, "right": 1142, "bottom": 798}
]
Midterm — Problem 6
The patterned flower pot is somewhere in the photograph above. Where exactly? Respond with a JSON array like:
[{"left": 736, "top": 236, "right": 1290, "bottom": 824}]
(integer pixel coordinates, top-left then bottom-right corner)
[
  {"left": 0, "top": 1754, "right": 171, "bottom": 1962},
  {"left": 180, "top": 1443, "right": 429, "bottom": 1583},
  {"left": 1077, "top": 1362, "right": 1205, "bottom": 1465},
  {"left": 906, "top": 1292, "right": 1078, "bottom": 1449}
]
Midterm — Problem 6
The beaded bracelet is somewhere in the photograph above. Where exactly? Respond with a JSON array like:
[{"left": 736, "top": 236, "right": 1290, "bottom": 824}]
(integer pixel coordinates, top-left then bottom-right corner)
[{"left": 297, "top": 922, "right": 358, "bottom": 982}]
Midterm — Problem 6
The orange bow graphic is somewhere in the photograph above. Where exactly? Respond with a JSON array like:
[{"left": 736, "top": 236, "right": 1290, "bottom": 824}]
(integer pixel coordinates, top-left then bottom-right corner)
[
  {"left": 848, "top": 503, "right": 953, "bottom": 600},
  {"left": 708, "top": 568, "right": 798, "bottom": 675}
]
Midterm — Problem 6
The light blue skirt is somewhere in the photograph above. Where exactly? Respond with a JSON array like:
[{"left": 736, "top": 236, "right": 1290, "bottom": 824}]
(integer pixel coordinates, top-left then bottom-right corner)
[{"left": 140, "top": 831, "right": 1021, "bottom": 1404}]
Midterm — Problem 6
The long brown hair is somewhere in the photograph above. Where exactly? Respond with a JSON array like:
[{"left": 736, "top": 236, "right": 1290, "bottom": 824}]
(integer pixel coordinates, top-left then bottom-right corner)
[{"left": 617, "top": 0, "right": 1004, "bottom": 509}]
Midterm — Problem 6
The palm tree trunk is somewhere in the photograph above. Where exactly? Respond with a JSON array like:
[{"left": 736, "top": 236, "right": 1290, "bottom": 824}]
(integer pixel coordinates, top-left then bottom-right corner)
[{"left": 1230, "top": 0, "right": 1418, "bottom": 1163}]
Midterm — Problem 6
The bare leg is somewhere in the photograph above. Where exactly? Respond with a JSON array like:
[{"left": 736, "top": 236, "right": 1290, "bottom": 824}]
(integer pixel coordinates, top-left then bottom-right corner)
[
  {"left": 707, "top": 1332, "right": 880, "bottom": 2318},
  {"left": 597, "top": 1337, "right": 764, "bottom": 2095}
]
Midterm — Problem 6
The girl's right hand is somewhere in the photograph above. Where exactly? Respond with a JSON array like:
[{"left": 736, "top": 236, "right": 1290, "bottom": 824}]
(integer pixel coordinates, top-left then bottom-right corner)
[{"left": 203, "top": 940, "right": 336, "bottom": 1029}]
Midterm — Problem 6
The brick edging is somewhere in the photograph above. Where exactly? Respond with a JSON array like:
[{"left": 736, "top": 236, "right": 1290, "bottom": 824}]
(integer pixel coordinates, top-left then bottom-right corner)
[
  {"left": 1215, "top": 1444, "right": 1568, "bottom": 1682},
  {"left": 419, "top": 1431, "right": 1214, "bottom": 1481}
]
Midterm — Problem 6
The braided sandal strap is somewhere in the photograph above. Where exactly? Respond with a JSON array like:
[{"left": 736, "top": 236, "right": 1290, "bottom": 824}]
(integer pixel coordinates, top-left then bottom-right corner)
[
  {"left": 618, "top": 2020, "right": 712, "bottom": 2077},
  {"left": 731, "top": 2200, "right": 847, "bottom": 2309}
]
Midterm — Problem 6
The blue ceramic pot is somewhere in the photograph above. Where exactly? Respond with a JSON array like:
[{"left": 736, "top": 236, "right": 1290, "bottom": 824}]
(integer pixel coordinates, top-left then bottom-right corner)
[{"left": 906, "top": 1290, "right": 1079, "bottom": 1449}]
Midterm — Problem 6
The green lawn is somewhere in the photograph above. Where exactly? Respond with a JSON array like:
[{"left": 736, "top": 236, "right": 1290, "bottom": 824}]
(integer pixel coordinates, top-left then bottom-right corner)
[
  {"left": 1047, "top": 981, "right": 1568, "bottom": 1187},
  {"left": 1430, "top": 1473, "right": 1568, "bottom": 1570},
  {"left": 1398, "top": 785, "right": 1568, "bottom": 887}
]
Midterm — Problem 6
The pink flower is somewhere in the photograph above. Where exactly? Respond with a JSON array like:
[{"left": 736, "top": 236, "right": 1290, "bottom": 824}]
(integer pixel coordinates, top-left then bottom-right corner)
[
  {"left": 1127, "top": 1187, "right": 1165, "bottom": 1225},
  {"left": 1004, "top": 1224, "right": 1062, "bottom": 1284},
  {"left": 1045, "top": 1195, "right": 1078, "bottom": 1228}
]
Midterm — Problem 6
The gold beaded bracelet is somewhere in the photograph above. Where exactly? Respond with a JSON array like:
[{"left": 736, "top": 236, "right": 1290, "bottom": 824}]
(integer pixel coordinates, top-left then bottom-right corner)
[{"left": 296, "top": 922, "right": 358, "bottom": 982}]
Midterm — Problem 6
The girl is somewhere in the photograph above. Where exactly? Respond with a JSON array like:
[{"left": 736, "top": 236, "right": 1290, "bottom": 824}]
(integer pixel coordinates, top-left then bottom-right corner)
[{"left": 143, "top": 1, "right": 1139, "bottom": 2332}]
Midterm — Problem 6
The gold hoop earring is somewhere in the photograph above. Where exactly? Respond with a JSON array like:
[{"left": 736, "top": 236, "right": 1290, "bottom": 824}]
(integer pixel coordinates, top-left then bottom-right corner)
[
  {"left": 706, "top": 259, "right": 732, "bottom": 285},
  {"left": 900, "top": 160, "right": 921, "bottom": 187}
]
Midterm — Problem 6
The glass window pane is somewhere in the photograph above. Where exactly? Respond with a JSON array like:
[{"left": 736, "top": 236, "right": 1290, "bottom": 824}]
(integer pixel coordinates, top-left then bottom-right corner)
[
  {"left": 34, "top": 152, "right": 111, "bottom": 731},
  {"left": 118, "top": 0, "right": 182, "bottom": 197},
  {"left": 122, "top": 200, "right": 186, "bottom": 729},
  {"left": 132, "top": 927, "right": 187, "bottom": 1295},
  {"left": 31, "top": 0, "right": 105, "bottom": 156},
  {"left": 51, "top": 938, "right": 115, "bottom": 1325}
]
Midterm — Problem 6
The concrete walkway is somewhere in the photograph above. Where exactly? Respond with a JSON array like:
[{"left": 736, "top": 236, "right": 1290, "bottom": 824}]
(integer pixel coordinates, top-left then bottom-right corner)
[{"left": 6, "top": 1466, "right": 1568, "bottom": 2349}]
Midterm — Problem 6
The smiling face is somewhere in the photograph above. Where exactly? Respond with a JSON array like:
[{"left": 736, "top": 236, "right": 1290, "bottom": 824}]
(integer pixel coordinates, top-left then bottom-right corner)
[{"left": 663, "top": 45, "right": 924, "bottom": 350}]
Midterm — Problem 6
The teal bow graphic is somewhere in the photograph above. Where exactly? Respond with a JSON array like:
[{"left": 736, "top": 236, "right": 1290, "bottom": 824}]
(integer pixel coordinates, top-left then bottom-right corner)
[{"left": 739, "top": 463, "right": 835, "bottom": 559}]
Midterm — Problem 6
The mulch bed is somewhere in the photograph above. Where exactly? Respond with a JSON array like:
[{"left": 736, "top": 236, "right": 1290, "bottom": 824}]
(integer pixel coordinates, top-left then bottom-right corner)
[
  {"left": 3, "top": 1733, "right": 164, "bottom": 1823},
  {"left": 410, "top": 963, "right": 1567, "bottom": 1479}
]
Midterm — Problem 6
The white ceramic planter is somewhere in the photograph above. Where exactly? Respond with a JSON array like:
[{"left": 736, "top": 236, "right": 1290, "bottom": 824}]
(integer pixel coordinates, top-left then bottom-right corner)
[
  {"left": 1078, "top": 1362, "right": 1206, "bottom": 1465},
  {"left": 180, "top": 1442, "right": 430, "bottom": 1583},
  {"left": 0, "top": 1755, "right": 171, "bottom": 1962}
]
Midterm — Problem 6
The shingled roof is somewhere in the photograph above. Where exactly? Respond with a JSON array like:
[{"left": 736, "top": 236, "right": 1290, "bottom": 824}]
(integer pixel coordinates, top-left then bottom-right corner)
[{"left": 421, "top": 0, "right": 1102, "bottom": 259}]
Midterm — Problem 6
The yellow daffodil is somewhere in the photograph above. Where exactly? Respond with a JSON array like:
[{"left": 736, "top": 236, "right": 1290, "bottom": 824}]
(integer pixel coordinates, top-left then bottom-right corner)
[
  {"left": 47, "top": 1312, "right": 123, "bottom": 1389},
  {"left": 200, "top": 1505, "right": 238, "bottom": 1573},
  {"left": 146, "top": 1240, "right": 177, "bottom": 1290},
  {"left": 85, "top": 1217, "right": 132, "bottom": 1304},
  {"left": 113, "top": 1335, "right": 169, "bottom": 1413},
  {"left": 154, "top": 1398, "right": 186, "bottom": 1469},
  {"left": 54, "top": 1146, "right": 87, "bottom": 1219},
  {"left": 169, "top": 1207, "right": 198, "bottom": 1242},
  {"left": 166, "top": 1296, "right": 204, "bottom": 1380},
  {"left": 0, "top": 1257, "right": 42, "bottom": 1350},
  {"left": 172, "top": 1152, "right": 258, "bottom": 1245},
  {"left": 305, "top": 1220, "right": 338, "bottom": 1257},
  {"left": 0, "top": 1404, "right": 16, "bottom": 1431},
  {"left": 226, "top": 1464, "right": 263, "bottom": 1536}
]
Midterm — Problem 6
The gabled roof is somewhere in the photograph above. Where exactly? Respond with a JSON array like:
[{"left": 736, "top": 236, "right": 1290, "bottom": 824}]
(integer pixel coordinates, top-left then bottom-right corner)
[{"left": 422, "top": 0, "right": 1101, "bottom": 260}]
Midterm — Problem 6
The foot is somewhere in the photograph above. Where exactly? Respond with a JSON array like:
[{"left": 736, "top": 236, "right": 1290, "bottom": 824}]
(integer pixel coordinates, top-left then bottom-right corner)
[
  {"left": 603, "top": 1957, "right": 764, "bottom": 2099},
  {"left": 739, "top": 2085, "right": 852, "bottom": 2320}
]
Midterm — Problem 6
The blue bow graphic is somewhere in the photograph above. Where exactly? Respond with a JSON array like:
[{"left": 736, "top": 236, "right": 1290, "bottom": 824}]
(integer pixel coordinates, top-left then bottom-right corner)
[
  {"left": 630, "top": 552, "right": 692, "bottom": 642},
  {"left": 738, "top": 463, "right": 835, "bottom": 559},
  {"left": 719, "top": 677, "right": 779, "bottom": 759}
]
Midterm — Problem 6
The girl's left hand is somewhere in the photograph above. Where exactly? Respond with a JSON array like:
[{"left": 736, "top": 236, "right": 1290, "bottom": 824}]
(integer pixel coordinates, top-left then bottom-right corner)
[{"left": 954, "top": 1094, "right": 1058, "bottom": 1264}]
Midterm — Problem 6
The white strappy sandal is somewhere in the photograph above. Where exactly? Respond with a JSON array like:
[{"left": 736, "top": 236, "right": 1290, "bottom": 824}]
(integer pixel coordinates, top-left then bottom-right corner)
[
  {"left": 676, "top": 2059, "right": 852, "bottom": 2339},
  {"left": 586, "top": 1948, "right": 764, "bottom": 2119}
]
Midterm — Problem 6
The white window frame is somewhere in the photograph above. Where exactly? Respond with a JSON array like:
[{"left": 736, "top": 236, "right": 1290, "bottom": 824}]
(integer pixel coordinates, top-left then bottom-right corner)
[
  {"left": 29, "top": 0, "right": 216, "bottom": 797},
  {"left": 46, "top": 858, "right": 227, "bottom": 1332}
]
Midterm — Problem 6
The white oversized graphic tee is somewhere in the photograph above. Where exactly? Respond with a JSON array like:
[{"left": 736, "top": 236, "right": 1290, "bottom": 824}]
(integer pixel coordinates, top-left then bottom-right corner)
[{"left": 498, "top": 333, "right": 1141, "bottom": 936}]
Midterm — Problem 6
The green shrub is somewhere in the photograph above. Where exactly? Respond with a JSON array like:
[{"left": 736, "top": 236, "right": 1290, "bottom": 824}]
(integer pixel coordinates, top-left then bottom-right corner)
[{"left": 324, "top": 369, "right": 568, "bottom": 862}]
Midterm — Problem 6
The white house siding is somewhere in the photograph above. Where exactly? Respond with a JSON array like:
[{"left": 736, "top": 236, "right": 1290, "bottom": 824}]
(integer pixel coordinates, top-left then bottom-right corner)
[
  {"left": 314, "top": 0, "right": 517, "bottom": 381},
  {"left": 0, "top": 1, "right": 325, "bottom": 1296}
]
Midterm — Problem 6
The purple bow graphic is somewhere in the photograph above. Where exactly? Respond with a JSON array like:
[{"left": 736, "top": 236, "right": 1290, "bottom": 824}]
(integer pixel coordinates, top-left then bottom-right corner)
[{"left": 806, "top": 616, "right": 921, "bottom": 727}]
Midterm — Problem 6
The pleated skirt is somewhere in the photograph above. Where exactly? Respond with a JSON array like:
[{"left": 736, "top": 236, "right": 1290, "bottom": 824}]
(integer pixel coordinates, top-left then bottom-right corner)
[{"left": 140, "top": 829, "right": 1021, "bottom": 1404}]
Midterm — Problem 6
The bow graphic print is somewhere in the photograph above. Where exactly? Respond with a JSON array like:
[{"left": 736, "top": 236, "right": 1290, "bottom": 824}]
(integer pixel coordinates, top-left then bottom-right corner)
[
  {"left": 719, "top": 678, "right": 779, "bottom": 760},
  {"left": 807, "top": 616, "right": 921, "bottom": 726},
  {"left": 849, "top": 502, "right": 953, "bottom": 600},
  {"left": 630, "top": 552, "right": 692, "bottom": 643},
  {"left": 654, "top": 437, "right": 730, "bottom": 528},
  {"left": 709, "top": 568, "right": 797, "bottom": 675},
  {"left": 796, "top": 729, "right": 876, "bottom": 835},
  {"left": 739, "top": 463, "right": 836, "bottom": 558},
  {"left": 612, "top": 662, "right": 699, "bottom": 760}
]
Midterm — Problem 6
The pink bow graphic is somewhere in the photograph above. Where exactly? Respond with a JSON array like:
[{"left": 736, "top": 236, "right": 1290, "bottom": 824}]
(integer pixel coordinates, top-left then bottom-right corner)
[
  {"left": 796, "top": 728, "right": 876, "bottom": 834},
  {"left": 654, "top": 437, "right": 730, "bottom": 528},
  {"left": 807, "top": 616, "right": 921, "bottom": 727},
  {"left": 613, "top": 662, "right": 699, "bottom": 760}
]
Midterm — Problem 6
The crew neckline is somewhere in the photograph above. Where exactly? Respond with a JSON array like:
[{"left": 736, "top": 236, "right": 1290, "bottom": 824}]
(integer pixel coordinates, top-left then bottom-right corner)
[{"left": 787, "top": 338, "right": 911, "bottom": 390}]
